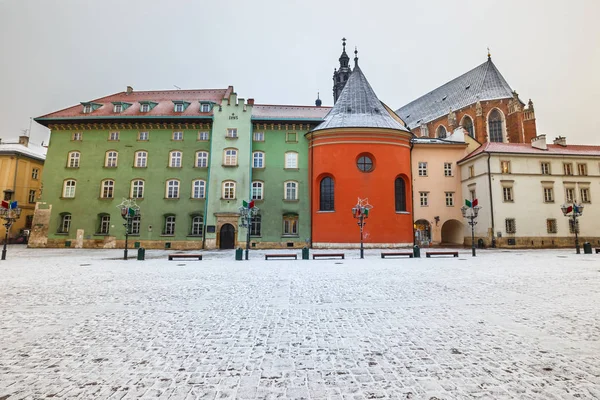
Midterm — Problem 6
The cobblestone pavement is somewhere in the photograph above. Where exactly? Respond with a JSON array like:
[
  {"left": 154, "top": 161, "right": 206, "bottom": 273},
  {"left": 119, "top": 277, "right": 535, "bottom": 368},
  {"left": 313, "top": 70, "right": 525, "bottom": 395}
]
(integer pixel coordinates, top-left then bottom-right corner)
[{"left": 1, "top": 246, "right": 599, "bottom": 399}]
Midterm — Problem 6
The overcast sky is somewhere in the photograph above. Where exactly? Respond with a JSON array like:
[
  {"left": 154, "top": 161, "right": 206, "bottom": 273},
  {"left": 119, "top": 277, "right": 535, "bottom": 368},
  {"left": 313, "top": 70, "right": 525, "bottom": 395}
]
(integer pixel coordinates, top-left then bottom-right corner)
[{"left": 1, "top": 0, "right": 599, "bottom": 146}]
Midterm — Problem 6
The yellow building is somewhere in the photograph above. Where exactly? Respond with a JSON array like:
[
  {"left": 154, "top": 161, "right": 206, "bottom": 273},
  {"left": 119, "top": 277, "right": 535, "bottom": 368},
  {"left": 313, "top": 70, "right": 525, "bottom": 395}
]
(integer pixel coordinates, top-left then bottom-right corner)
[{"left": 0, "top": 136, "right": 46, "bottom": 240}]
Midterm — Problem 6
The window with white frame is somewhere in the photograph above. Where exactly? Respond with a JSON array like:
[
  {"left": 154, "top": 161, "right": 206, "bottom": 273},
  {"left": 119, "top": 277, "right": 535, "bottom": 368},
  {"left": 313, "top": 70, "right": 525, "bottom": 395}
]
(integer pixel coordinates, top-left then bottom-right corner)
[
  {"left": 196, "top": 151, "right": 208, "bottom": 168},
  {"left": 114, "top": 104, "right": 122, "bottom": 113},
  {"left": 59, "top": 213, "right": 71, "bottom": 233},
  {"left": 169, "top": 151, "right": 182, "bottom": 167},
  {"left": 253, "top": 151, "right": 265, "bottom": 168},
  {"left": 63, "top": 180, "right": 76, "bottom": 198},
  {"left": 226, "top": 128, "right": 238, "bottom": 138},
  {"left": 192, "top": 180, "right": 206, "bottom": 199},
  {"left": 198, "top": 131, "right": 209, "bottom": 141},
  {"left": 191, "top": 215, "right": 203, "bottom": 236},
  {"left": 29, "top": 190, "right": 36, "bottom": 203},
  {"left": 541, "top": 162, "right": 550, "bottom": 175},
  {"left": 444, "top": 162, "right": 452, "bottom": 177},
  {"left": 250, "top": 214, "right": 261, "bottom": 236},
  {"left": 445, "top": 192, "right": 454, "bottom": 206},
  {"left": 284, "top": 181, "right": 298, "bottom": 200},
  {"left": 83, "top": 104, "right": 92, "bottom": 114},
  {"left": 101, "top": 180, "right": 115, "bottom": 198},
  {"left": 418, "top": 162, "right": 427, "bottom": 176},
  {"left": 543, "top": 187, "right": 554, "bottom": 203},
  {"left": 285, "top": 152, "right": 298, "bottom": 169},
  {"left": 546, "top": 219, "right": 557, "bottom": 234},
  {"left": 32, "top": 168, "right": 39, "bottom": 179},
  {"left": 503, "top": 186, "right": 513, "bottom": 202},
  {"left": 222, "top": 181, "right": 236, "bottom": 199},
  {"left": 468, "top": 165, "right": 474, "bottom": 178},
  {"left": 173, "top": 131, "right": 183, "bottom": 141},
  {"left": 72, "top": 132, "right": 82, "bottom": 141},
  {"left": 138, "top": 131, "right": 149, "bottom": 141},
  {"left": 105, "top": 151, "right": 118, "bottom": 167},
  {"left": 419, "top": 192, "right": 428, "bottom": 206},
  {"left": 109, "top": 132, "right": 119, "bottom": 141},
  {"left": 283, "top": 215, "right": 298, "bottom": 236},
  {"left": 253, "top": 132, "right": 264, "bottom": 141},
  {"left": 166, "top": 180, "right": 180, "bottom": 198},
  {"left": 563, "top": 163, "right": 573, "bottom": 175},
  {"left": 131, "top": 180, "right": 144, "bottom": 198},
  {"left": 577, "top": 163, "right": 588, "bottom": 176},
  {"left": 164, "top": 215, "right": 176, "bottom": 235},
  {"left": 174, "top": 103, "right": 184, "bottom": 112},
  {"left": 252, "top": 181, "right": 263, "bottom": 200},
  {"left": 141, "top": 104, "right": 150, "bottom": 113},
  {"left": 505, "top": 218, "right": 516, "bottom": 234},
  {"left": 135, "top": 151, "right": 147, "bottom": 168},
  {"left": 68, "top": 151, "right": 80, "bottom": 168},
  {"left": 581, "top": 187, "right": 591, "bottom": 203},
  {"left": 201, "top": 103, "right": 210, "bottom": 112},
  {"left": 223, "top": 149, "right": 238, "bottom": 166},
  {"left": 469, "top": 189, "right": 476, "bottom": 201},
  {"left": 98, "top": 214, "right": 110, "bottom": 234},
  {"left": 565, "top": 187, "right": 575, "bottom": 203},
  {"left": 131, "top": 216, "right": 141, "bottom": 235}
]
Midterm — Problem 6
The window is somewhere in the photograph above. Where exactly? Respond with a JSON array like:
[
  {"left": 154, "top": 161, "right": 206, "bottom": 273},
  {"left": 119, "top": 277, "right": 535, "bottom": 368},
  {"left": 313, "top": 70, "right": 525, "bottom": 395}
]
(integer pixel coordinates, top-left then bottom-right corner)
[
  {"left": 59, "top": 213, "right": 71, "bottom": 233},
  {"left": 357, "top": 155, "right": 373, "bottom": 172},
  {"left": 253, "top": 132, "right": 264, "bottom": 142},
  {"left": 191, "top": 215, "right": 203, "bottom": 236},
  {"left": 131, "top": 216, "right": 141, "bottom": 235},
  {"left": 222, "top": 181, "right": 236, "bottom": 199},
  {"left": 418, "top": 162, "right": 427, "bottom": 176},
  {"left": 25, "top": 215, "right": 33, "bottom": 229},
  {"left": 500, "top": 160, "right": 510, "bottom": 174},
  {"left": 169, "top": 151, "right": 182, "bottom": 167},
  {"left": 141, "top": 104, "right": 150, "bottom": 113},
  {"left": 192, "top": 180, "right": 206, "bottom": 199},
  {"left": 469, "top": 189, "right": 476, "bottom": 201},
  {"left": 253, "top": 152, "right": 265, "bottom": 168},
  {"left": 63, "top": 180, "right": 76, "bottom": 198},
  {"left": 285, "top": 152, "right": 298, "bottom": 169},
  {"left": 462, "top": 116, "right": 474, "bottom": 137},
  {"left": 250, "top": 214, "right": 261, "bottom": 236},
  {"left": 138, "top": 131, "right": 149, "bottom": 141},
  {"left": 468, "top": 166, "right": 475, "bottom": 178},
  {"left": 284, "top": 181, "right": 298, "bottom": 200},
  {"left": 252, "top": 181, "right": 264, "bottom": 200},
  {"left": 3, "top": 191, "right": 11, "bottom": 201},
  {"left": 226, "top": 128, "right": 238, "bottom": 138},
  {"left": 32, "top": 168, "right": 39, "bottom": 180},
  {"left": 68, "top": 151, "right": 80, "bottom": 168},
  {"left": 223, "top": 149, "right": 238, "bottom": 166},
  {"left": 541, "top": 162, "right": 550, "bottom": 175},
  {"left": 109, "top": 132, "right": 119, "bottom": 141},
  {"left": 135, "top": 151, "right": 147, "bottom": 168},
  {"left": 445, "top": 192, "right": 454, "bottom": 207},
  {"left": 105, "top": 151, "right": 118, "bottom": 167},
  {"left": 581, "top": 188, "right": 591, "bottom": 203},
  {"left": 320, "top": 177, "right": 335, "bottom": 211},
  {"left": 286, "top": 132, "right": 297, "bottom": 142},
  {"left": 98, "top": 214, "right": 110, "bottom": 234},
  {"left": 503, "top": 187, "right": 513, "bottom": 202},
  {"left": 436, "top": 125, "right": 447, "bottom": 139},
  {"left": 101, "top": 180, "right": 115, "bottom": 198},
  {"left": 131, "top": 180, "right": 144, "bottom": 199},
  {"left": 565, "top": 187, "right": 575, "bottom": 203},
  {"left": 394, "top": 177, "right": 406, "bottom": 212},
  {"left": 419, "top": 192, "right": 429, "bottom": 206},
  {"left": 444, "top": 162, "right": 452, "bottom": 177},
  {"left": 569, "top": 219, "right": 579, "bottom": 234},
  {"left": 201, "top": 103, "right": 211, "bottom": 113},
  {"left": 174, "top": 103, "right": 184, "bottom": 112},
  {"left": 196, "top": 151, "right": 208, "bottom": 168},
  {"left": 283, "top": 215, "right": 298, "bottom": 236},
  {"left": 28, "top": 190, "right": 36, "bottom": 203},
  {"left": 546, "top": 219, "right": 557, "bottom": 234},
  {"left": 198, "top": 131, "right": 209, "bottom": 141},
  {"left": 83, "top": 105, "right": 92, "bottom": 114},
  {"left": 543, "top": 187, "right": 554, "bottom": 203},
  {"left": 114, "top": 104, "right": 122, "bottom": 113},
  {"left": 505, "top": 218, "right": 516, "bottom": 234},
  {"left": 577, "top": 163, "right": 588, "bottom": 176},
  {"left": 72, "top": 132, "right": 82, "bottom": 141},
  {"left": 563, "top": 163, "right": 573, "bottom": 176},
  {"left": 173, "top": 131, "right": 183, "bottom": 141},
  {"left": 166, "top": 180, "right": 180, "bottom": 199},
  {"left": 164, "top": 216, "right": 176, "bottom": 235},
  {"left": 488, "top": 109, "right": 504, "bottom": 142}
]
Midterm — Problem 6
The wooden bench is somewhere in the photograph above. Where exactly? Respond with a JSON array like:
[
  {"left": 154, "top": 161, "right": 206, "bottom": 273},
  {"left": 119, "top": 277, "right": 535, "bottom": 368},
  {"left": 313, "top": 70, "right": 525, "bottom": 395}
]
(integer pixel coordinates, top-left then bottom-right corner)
[
  {"left": 313, "top": 253, "right": 345, "bottom": 260},
  {"left": 426, "top": 251, "right": 459, "bottom": 258},
  {"left": 381, "top": 252, "right": 414, "bottom": 258},
  {"left": 265, "top": 254, "right": 297, "bottom": 260},
  {"left": 168, "top": 254, "right": 203, "bottom": 261}
]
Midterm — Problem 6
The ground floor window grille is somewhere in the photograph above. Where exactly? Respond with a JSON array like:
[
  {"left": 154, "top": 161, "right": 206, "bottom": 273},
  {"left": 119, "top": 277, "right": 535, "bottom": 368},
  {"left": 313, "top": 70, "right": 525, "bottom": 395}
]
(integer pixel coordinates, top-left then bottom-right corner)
[{"left": 505, "top": 218, "right": 516, "bottom": 234}]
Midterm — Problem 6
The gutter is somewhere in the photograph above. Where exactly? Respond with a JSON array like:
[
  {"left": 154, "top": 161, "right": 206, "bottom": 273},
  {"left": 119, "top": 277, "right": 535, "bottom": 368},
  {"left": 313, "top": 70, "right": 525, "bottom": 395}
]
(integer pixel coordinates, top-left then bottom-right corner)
[
  {"left": 13, "top": 153, "right": 20, "bottom": 195},
  {"left": 486, "top": 152, "right": 496, "bottom": 247},
  {"left": 201, "top": 121, "right": 214, "bottom": 250}
]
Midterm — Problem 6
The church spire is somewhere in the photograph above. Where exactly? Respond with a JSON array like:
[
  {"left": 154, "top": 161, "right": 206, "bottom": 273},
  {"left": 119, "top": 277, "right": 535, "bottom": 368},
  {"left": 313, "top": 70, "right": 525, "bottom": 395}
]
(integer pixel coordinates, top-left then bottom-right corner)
[
  {"left": 333, "top": 38, "right": 352, "bottom": 104},
  {"left": 354, "top": 46, "right": 359, "bottom": 68}
]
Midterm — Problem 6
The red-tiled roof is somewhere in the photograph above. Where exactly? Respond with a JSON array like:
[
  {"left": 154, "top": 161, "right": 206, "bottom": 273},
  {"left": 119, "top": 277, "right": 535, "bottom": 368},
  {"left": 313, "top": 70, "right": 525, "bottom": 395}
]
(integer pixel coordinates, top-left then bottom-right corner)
[
  {"left": 458, "top": 142, "right": 600, "bottom": 163},
  {"left": 252, "top": 104, "right": 331, "bottom": 121},
  {"left": 36, "top": 87, "right": 234, "bottom": 120}
]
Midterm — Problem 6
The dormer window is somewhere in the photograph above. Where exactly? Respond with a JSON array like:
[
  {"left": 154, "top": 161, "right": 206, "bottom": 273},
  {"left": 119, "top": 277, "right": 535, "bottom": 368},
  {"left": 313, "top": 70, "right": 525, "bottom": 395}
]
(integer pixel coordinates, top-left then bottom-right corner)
[
  {"left": 111, "top": 101, "right": 131, "bottom": 114},
  {"left": 83, "top": 105, "right": 92, "bottom": 114},
  {"left": 141, "top": 104, "right": 150, "bottom": 112},
  {"left": 175, "top": 103, "right": 184, "bottom": 112},
  {"left": 114, "top": 104, "right": 123, "bottom": 113},
  {"left": 200, "top": 103, "right": 211, "bottom": 113},
  {"left": 81, "top": 102, "right": 102, "bottom": 114},
  {"left": 139, "top": 101, "right": 158, "bottom": 113},
  {"left": 172, "top": 100, "right": 190, "bottom": 113}
]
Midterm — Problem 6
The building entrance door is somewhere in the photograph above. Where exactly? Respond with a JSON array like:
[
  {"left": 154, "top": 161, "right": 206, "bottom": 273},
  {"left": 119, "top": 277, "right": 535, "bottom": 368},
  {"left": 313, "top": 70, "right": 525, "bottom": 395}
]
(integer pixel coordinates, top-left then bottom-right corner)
[{"left": 219, "top": 223, "right": 235, "bottom": 249}]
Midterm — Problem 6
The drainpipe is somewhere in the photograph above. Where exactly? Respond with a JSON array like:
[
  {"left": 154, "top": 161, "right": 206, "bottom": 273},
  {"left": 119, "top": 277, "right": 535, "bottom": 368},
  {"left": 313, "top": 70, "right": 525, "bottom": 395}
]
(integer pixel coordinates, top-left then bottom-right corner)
[
  {"left": 248, "top": 120, "right": 254, "bottom": 250},
  {"left": 486, "top": 151, "right": 496, "bottom": 247},
  {"left": 202, "top": 121, "right": 214, "bottom": 250},
  {"left": 309, "top": 131, "right": 313, "bottom": 249},
  {"left": 409, "top": 139, "right": 415, "bottom": 247}
]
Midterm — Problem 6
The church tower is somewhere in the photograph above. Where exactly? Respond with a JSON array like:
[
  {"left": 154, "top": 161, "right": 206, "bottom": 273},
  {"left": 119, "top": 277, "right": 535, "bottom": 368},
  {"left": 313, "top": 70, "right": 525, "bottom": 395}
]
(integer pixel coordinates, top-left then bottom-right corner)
[{"left": 332, "top": 38, "right": 351, "bottom": 104}]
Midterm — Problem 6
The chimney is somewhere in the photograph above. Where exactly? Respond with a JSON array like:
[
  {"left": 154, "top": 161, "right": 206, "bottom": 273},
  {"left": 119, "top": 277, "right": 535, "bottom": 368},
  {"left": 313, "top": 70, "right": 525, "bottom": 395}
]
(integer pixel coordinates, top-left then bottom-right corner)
[
  {"left": 247, "top": 98, "right": 254, "bottom": 106},
  {"left": 126, "top": 86, "right": 133, "bottom": 95},
  {"left": 531, "top": 134, "right": 547, "bottom": 150},
  {"left": 18, "top": 135, "right": 30, "bottom": 147},
  {"left": 553, "top": 136, "right": 567, "bottom": 147}
]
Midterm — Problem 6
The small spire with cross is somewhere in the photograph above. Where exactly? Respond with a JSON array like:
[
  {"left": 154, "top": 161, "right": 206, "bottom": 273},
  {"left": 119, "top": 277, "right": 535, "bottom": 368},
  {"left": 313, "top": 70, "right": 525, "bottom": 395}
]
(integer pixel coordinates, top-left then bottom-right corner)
[
  {"left": 354, "top": 46, "right": 359, "bottom": 67},
  {"left": 342, "top": 37, "right": 346, "bottom": 51},
  {"left": 487, "top": 47, "right": 491, "bottom": 59}
]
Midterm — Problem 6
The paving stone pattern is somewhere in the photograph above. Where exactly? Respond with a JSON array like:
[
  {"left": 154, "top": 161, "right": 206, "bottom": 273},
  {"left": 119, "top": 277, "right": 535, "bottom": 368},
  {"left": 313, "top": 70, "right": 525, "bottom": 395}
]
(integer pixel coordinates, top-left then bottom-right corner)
[{"left": 1, "top": 247, "right": 599, "bottom": 399}]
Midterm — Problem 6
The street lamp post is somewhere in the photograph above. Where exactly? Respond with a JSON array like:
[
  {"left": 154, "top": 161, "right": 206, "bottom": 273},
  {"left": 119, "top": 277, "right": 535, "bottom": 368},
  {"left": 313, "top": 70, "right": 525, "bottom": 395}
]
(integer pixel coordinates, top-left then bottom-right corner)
[
  {"left": 117, "top": 199, "right": 140, "bottom": 261},
  {"left": 351, "top": 201, "right": 371, "bottom": 259},
  {"left": 561, "top": 203, "right": 583, "bottom": 254},
  {"left": 1, "top": 207, "right": 22, "bottom": 261},
  {"left": 461, "top": 204, "right": 481, "bottom": 257},
  {"left": 239, "top": 202, "right": 259, "bottom": 261}
]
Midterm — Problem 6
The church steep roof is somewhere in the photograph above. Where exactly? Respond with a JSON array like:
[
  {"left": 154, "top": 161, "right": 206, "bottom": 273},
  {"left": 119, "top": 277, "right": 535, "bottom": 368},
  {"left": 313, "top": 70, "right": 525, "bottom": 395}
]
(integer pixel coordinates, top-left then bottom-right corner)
[
  {"left": 396, "top": 58, "right": 514, "bottom": 129},
  {"left": 312, "top": 65, "right": 409, "bottom": 133}
]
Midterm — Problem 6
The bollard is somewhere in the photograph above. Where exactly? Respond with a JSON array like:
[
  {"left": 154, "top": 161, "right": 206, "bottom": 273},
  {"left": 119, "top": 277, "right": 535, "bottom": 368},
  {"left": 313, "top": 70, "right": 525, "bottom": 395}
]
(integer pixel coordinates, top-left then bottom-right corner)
[
  {"left": 413, "top": 245, "right": 420, "bottom": 258},
  {"left": 137, "top": 247, "right": 145, "bottom": 261},
  {"left": 302, "top": 247, "right": 309, "bottom": 260}
]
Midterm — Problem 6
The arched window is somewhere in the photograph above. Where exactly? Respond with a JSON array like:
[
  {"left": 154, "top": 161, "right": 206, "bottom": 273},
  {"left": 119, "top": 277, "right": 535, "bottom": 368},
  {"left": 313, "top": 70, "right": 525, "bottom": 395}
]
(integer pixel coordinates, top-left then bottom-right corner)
[
  {"left": 97, "top": 214, "right": 110, "bottom": 234},
  {"left": 284, "top": 181, "right": 298, "bottom": 200},
  {"left": 252, "top": 151, "right": 265, "bottom": 168},
  {"left": 285, "top": 152, "right": 298, "bottom": 169},
  {"left": 62, "top": 180, "right": 76, "bottom": 198},
  {"left": 223, "top": 148, "right": 238, "bottom": 166},
  {"left": 252, "top": 181, "right": 264, "bottom": 200},
  {"left": 131, "top": 180, "right": 144, "bottom": 198},
  {"left": 101, "top": 179, "right": 114, "bottom": 198},
  {"left": 68, "top": 151, "right": 80, "bottom": 168},
  {"left": 166, "top": 179, "right": 180, "bottom": 198},
  {"left": 190, "top": 215, "right": 203, "bottom": 236},
  {"left": 58, "top": 213, "right": 71, "bottom": 233},
  {"left": 169, "top": 151, "right": 182, "bottom": 167},
  {"left": 135, "top": 151, "right": 147, "bottom": 167},
  {"left": 222, "top": 181, "right": 236, "bottom": 199},
  {"left": 164, "top": 215, "right": 176, "bottom": 235},
  {"left": 436, "top": 125, "right": 447, "bottom": 139},
  {"left": 196, "top": 151, "right": 209, "bottom": 168},
  {"left": 319, "top": 177, "right": 334, "bottom": 211},
  {"left": 461, "top": 115, "right": 474, "bottom": 138},
  {"left": 488, "top": 109, "right": 504, "bottom": 142},
  {"left": 105, "top": 151, "right": 118, "bottom": 167},
  {"left": 192, "top": 180, "right": 206, "bottom": 199},
  {"left": 395, "top": 177, "right": 407, "bottom": 212}
]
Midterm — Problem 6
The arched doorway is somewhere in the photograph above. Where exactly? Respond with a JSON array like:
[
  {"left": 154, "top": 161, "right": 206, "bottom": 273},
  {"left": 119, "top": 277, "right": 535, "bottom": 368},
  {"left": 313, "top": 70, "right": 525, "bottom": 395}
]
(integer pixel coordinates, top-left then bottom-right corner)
[
  {"left": 414, "top": 219, "right": 431, "bottom": 246},
  {"left": 441, "top": 219, "right": 463, "bottom": 244},
  {"left": 219, "top": 223, "right": 235, "bottom": 249}
]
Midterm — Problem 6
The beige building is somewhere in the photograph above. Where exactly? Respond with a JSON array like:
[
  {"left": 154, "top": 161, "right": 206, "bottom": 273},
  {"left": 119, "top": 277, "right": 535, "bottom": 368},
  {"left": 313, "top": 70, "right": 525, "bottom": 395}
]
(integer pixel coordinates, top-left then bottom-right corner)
[{"left": 457, "top": 135, "right": 600, "bottom": 248}]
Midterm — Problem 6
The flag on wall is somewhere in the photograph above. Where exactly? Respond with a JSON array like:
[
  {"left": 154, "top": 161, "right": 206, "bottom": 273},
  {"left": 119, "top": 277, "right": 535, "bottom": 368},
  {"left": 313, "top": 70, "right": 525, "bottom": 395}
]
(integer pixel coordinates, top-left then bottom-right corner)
[
  {"left": 0, "top": 201, "right": 8, "bottom": 209},
  {"left": 10, "top": 201, "right": 17, "bottom": 209},
  {"left": 465, "top": 199, "right": 478, "bottom": 208},
  {"left": 242, "top": 200, "right": 255, "bottom": 209}
]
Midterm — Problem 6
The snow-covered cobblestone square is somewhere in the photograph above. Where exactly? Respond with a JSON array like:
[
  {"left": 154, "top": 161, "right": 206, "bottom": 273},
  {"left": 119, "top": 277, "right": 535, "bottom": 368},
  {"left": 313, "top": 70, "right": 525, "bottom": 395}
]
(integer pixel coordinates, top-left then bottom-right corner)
[{"left": 1, "top": 246, "right": 599, "bottom": 399}]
